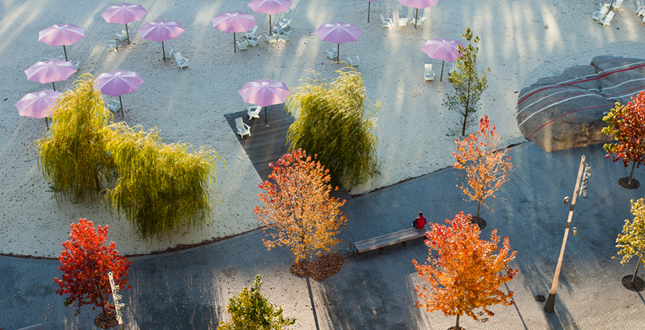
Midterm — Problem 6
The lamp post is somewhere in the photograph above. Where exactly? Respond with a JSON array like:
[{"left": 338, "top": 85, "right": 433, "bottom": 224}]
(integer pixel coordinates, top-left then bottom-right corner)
[
  {"left": 544, "top": 155, "right": 591, "bottom": 313},
  {"left": 108, "top": 272, "right": 125, "bottom": 330}
]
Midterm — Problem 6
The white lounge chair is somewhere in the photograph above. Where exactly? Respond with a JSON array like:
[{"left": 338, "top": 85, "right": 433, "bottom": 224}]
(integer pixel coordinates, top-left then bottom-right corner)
[
  {"left": 380, "top": 14, "right": 393, "bottom": 29},
  {"left": 247, "top": 106, "right": 261, "bottom": 120},
  {"left": 278, "top": 30, "right": 291, "bottom": 43},
  {"left": 273, "top": 25, "right": 284, "bottom": 35},
  {"left": 235, "top": 117, "right": 251, "bottom": 138},
  {"left": 592, "top": 5, "right": 609, "bottom": 21},
  {"left": 278, "top": 18, "right": 292, "bottom": 30},
  {"left": 104, "top": 39, "right": 118, "bottom": 52},
  {"left": 398, "top": 16, "right": 408, "bottom": 27},
  {"left": 424, "top": 64, "right": 435, "bottom": 82},
  {"left": 247, "top": 38, "right": 259, "bottom": 47},
  {"left": 266, "top": 34, "right": 279, "bottom": 44},
  {"left": 326, "top": 48, "right": 338, "bottom": 61},
  {"left": 245, "top": 26, "right": 258, "bottom": 40},
  {"left": 116, "top": 30, "right": 128, "bottom": 42},
  {"left": 237, "top": 40, "right": 248, "bottom": 51},
  {"left": 106, "top": 99, "right": 123, "bottom": 118},
  {"left": 348, "top": 56, "right": 360, "bottom": 67},
  {"left": 174, "top": 52, "right": 189, "bottom": 69},
  {"left": 410, "top": 17, "right": 426, "bottom": 27},
  {"left": 600, "top": 10, "right": 615, "bottom": 26},
  {"left": 612, "top": 0, "right": 623, "bottom": 9},
  {"left": 164, "top": 48, "right": 174, "bottom": 60}
]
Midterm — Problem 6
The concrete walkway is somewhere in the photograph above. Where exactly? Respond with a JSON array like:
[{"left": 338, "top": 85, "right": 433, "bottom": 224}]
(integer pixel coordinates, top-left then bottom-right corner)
[{"left": 3, "top": 142, "right": 645, "bottom": 329}]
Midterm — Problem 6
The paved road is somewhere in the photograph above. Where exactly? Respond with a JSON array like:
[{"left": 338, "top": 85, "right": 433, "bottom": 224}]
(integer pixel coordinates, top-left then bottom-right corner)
[{"left": 3, "top": 142, "right": 645, "bottom": 329}]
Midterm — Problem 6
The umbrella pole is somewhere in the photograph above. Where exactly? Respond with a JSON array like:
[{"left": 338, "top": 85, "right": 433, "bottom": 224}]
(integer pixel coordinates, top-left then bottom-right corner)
[
  {"left": 337, "top": 44, "right": 340, "bottom": 62},
  {"left": 52, "top": 82, "right": 56, "bottom": 92},
  {"left": 415, "top": 9, "right": 418, "bottom": 29},
  {"left": 234, "top": 33, "right": 236, "bottom": 53},
  {"left": 126, "top": 23, "right": 130, "bottom": 44},
  {"left": 368, "top": 2, "right": 371, "bottom": 23},
  {"left": 265, "top": 105, "right": 269, "bottom": 127},
  {"left": 162, "top": 41, "right": 166, "bottom": 62},
  {"left": 119, "top": 95, "right": 124, "bottom": 119},
  {"left": 269, "top": 15, "right": 272, "bottom": 35},
  {"left": 440, "top": 60, "right": 445, "bottom": 82},
  {"left": 45, "top": 118, "right": 49, "bottom": 129},
  {"left": 63, "top": 45, "right": 68, "bottom": 61}
]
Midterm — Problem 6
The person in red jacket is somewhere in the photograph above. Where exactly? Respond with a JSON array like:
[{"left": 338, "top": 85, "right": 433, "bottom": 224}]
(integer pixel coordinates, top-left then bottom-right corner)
[{"left": 412, "top": 212, "right": 426, "bottom": 229}]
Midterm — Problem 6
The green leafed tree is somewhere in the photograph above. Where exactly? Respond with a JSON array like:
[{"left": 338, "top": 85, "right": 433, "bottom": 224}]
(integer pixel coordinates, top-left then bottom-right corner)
[
  {"left": 33, "top": 74, "right": 116, "bottom": 203},
  {"left": 443, "top": 28, "right": 490, "bottom": 136},
  {"left": 105, "top": 123, "right": 225, "bottom": 240},
  {"left": 219, "top": 274, "right": 296, "bottom": 330},
  {"left": 285, "top": 66, "right": 380, "bottom": 189},
  {"left": 614, "top": 197, "right": 645, "bottom": 285}
]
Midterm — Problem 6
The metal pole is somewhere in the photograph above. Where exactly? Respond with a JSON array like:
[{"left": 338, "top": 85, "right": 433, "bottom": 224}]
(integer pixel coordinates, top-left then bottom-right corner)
[
  {"left": 63, "top": 45, "right": 68, "bottom": 61},
  {"left": 544, "top": 155, "right": 586, "bottom": 313},
  {"left": 368, "top": 2, "right": 371, "bottom": 22},
  {"left": 265, "top": 105, "right": 269, "bottom": 127},
  {"left": 162, "top": 41, "right": 166, "bottom": 62},
  {"left": 108, "top": 272, "right": 125, "bottom": 330},
  {"left": 415, "top": 9, "right": 418, "bottom": 29},
  {"left": 269, "top": 15, "right": 272, "bottom": 35},
  {"left": 52, "top": 82, "right": 56, "bottom": 92},
  {"left": 119, "top": 95, "right": 124, "bottom": 119},
  {"left": 125, "top": 23, "right": 130, "bottom": 44},
  {"left": 337, "top": 43, "right": 340, "bottom": 62},
  {"left": 234, "top": 33, "right": 237, "bottom": 53},
  {"left": 440, "top": 60, "right": 445, "bottom": 82}
]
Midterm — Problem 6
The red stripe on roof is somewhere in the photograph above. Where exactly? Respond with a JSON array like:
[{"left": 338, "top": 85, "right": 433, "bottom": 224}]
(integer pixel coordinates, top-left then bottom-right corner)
[{"left": 526, "top": 104, "right": 613, "bottom": 139}]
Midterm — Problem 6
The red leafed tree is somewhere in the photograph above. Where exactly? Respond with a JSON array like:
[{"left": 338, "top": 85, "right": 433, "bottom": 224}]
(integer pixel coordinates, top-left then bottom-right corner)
[
  {"left": 602, "top": 91, "right": 645, "bottom": 186},
  {"left": 54, "top": 218, "right": 132, "bottom": 316},
  {"left": 453, "top": 115, "right": 513, "bottom": 219},
  {"left": 412, "top": 212, "right": 518, "bottom": 330},
  {"left": 254, "top": 149, "right": 347, "bottom": 272}
]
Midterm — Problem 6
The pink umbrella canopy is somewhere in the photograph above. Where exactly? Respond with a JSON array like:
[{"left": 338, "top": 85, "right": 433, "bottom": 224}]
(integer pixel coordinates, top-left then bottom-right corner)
[
  {"left": 315, "top": 22, "right": 362, "bottom": 61},
  {"left": 398, "top": 0, "right": 439, "bottom": 28},
  {"left": 238, "top": 79, "right": 290, "bottom": 125},
  {"left": 38, "top": 24, "right": 85, "bottom": 61},
  {"left": 247, "top": 0, "right": 292, "bottom": 34},
  {"left": 25, "top": 59, "right": 77, "bottom": 91},
  {"left": 212, "top": 12, "right": 257, "bottom": 53},
  {"left": 15, "top": 89, "right": 62, "bottom": 119},
  {"left": 138, "top": 20, "right": 185, "bottom": 60},
  {"left": 101, "top": 3, "right": 148, "bottom": 44},
  {"left": 422, "top": 38, "right": 463, "bottom": 81},
  {"left": 95, "top": 70, "right": 144, "bottom": 118}
]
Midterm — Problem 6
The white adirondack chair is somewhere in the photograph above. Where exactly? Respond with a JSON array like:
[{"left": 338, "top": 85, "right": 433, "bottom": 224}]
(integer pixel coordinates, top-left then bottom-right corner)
[
  {"left": 104, "top": 39, "right": 118, "bottom": 52},
  {"left": 424, "top": 64, "right": 435, "bottom": 82},
  {"left": 380, "top": 14, "right": 393, "bottom": 29},
  {"left": 247, "top": 106, "right": 261, "bottom": 120},
  {"left": 592, "top": 4, "right": 609, "bottom": 21},
  {"left": 348, "top": 56, "right": 360, "bottom": 67},
  {"left": 236, "top": 117, "right": 251, "bottom": 138},
  {"left": 600, "top": 10, "right": 615, "bottom": 26},
  {"left": 116, "top": 30, "right": 128, "bottom": 42},
  {"left": 164, "top": 48, "right": 174, "bottom": 60},
  {"left": 174, "top": 52, "right": 189, "bottom": 69},
  {"left": 237, "top": 40, "right": 249, "bottom": 51},
  {"left": 326, "top": 48, "right": 338, "bottom": 61}
]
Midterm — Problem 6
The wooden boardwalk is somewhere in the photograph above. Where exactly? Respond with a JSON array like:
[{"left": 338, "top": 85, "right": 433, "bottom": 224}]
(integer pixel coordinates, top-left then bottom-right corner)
[{"left": 224, "top": 105, "right": 352, "bottom": 201}]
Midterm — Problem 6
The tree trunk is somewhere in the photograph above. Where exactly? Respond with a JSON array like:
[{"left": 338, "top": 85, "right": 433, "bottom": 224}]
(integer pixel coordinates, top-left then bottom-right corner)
[
  {"left": 462, "top": 67, "right": 473, "bottom": 136},
  {"left": 629, "top": 161, "right": 636, "bottom": 184},
  {"left": 455, "top": 313, "right": 460, "bottom": 330},
  {"left": 476, "top": 202, "right": 481, "bottom": 217},
  {"left": 632, "top": 254, "right": 643, "bottom": 284}
]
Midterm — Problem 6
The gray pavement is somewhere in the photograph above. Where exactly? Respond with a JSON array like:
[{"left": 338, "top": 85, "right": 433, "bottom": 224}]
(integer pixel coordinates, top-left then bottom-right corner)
[{"left": 3, "top": 142, "right": 645, "bottom": 329}]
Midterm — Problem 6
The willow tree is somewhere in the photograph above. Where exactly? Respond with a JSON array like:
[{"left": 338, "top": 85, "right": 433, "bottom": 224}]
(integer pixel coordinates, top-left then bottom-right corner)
[
  {"left": 285, "top": 66, "right": 380, "bottom": 189},
  {"left": 33, "top": 74, "right": 116, "bottom": 203},
  {"left": 105, "top": 123, "right": 225, "bottom": 240}
]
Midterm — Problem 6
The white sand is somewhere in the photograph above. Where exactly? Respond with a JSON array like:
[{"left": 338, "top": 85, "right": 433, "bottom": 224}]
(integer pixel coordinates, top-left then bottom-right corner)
[{"left": 2, "top": 0, "right": 645, "bottom": 257}]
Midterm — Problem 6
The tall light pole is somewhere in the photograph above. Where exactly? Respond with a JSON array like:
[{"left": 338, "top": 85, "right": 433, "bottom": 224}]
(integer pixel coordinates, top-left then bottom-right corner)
[
  {"left": 108, "top": 272, "right": 125, "bottom": 330},
  {"left": 544, "top": 155, "right": 591, "bottom": 313}
]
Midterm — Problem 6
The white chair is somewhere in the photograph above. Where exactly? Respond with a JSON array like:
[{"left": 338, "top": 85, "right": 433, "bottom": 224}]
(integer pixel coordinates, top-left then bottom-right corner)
[
  {"left": 174, "top": 52, "right": 189, "bottom": 69},
  {"left": 104, "top": 39, "right": 118, "bottom": 52},
  {"left": 247, "top": 38, "right": 259, "bottom": 47},
  {"left": 164, "top": 48, "right": 174, "bottom": 60},
  {"left": 592, "top": 5, "right": 609, "bottom": 21},
  {"left": 74, "top": 61, "right": 81, "bottom": 70},
  {"left": 613, "top": 0, "right": 623, "bottom": 9},
  {"left": 348, "top": 56, "right": 360, "bottom": 67},
  {"left": 410, "top": 17, "right": 426, "bottom": 27},
  {"left": 326, "top": 48, "right": 338, "bottom": 61},
  {"left": 398, "top": 16, "right": 408, "bottom": 27},
  {"left": 637, "top": 6, "right": 645, "bottom": 16},
  {"left": 235, "top": 117, "right": 251, "bottom": 138},
  {"left": 266, "top": 34, "right": 279, "bottom": 44},
  {"left": 237, "top": 40, "right": 248, "bottom": 51},
  {"left": 278, "top": 18, "right": 292, "bottom": 31},
  {"left": 106, "top": 99, "right": 123, "bottom": 118},
  {"left": 278, "top": 30, "right": 291, "bottom": 43},
  {"left": 245, "top": 26, "right": 258, "bottom": 40},
  {"left": 273, "top": 25, "right": 284, "bottom": 35},
  {"left": 247, "top": 106, "right": 261, "bottom": 120},
  {"left": 116, "top": 30, "right": 128, "bottom": 42},
  {"left": 600, "top": 10, "right": 615, "bottom": 26},
  {"left": 424, "top": 64, "right": 435, "bottom": 82},
  {"left": 380, "top": 14, "right": 393, "bottom": 29}
]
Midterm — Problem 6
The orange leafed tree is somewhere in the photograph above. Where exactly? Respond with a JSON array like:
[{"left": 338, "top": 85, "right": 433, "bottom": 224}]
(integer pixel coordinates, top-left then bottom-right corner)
[
  {"left": 254, "top": 149, "right": 347, "bottom": 271},
  {"left": 453, "top": 115, "right": 513, "bottom": 218},
  {"left": 412, "top": 212, "right": 518, "bottom": 330}
]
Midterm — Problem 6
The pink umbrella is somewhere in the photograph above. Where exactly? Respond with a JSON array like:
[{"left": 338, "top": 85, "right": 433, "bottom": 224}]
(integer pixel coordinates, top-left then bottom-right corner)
[
  {"left": 315, "top": 22, "right": 362, "bottom": 62},
  {"left": 212, "top": 12, "right": 257, "bottom": 53},
  {"left": 247, "top": 0, "right": 292, "bottom": 35},
  {"left": 422, "top": 38, "right": 463, "bottom": 81},
  {"left": 398, "top": 0, "right": 439, "bottom": 29},
  {"left": 365, "top": 0, "right": 379, "bottom": 22},
  {"left": 94, "top": 70, "right": 144, "bottom": 118},
  {"left": 138, "top": 20, "right": 185, "bottom": 61},
  {"left": 238, "top": 79, "right": 290, "bottom": 126},
  {"left": 101, "top": 3, "right": 148, "bottom": 44},
  {"left": 15, "top": 89, "right": 62, "bottom": 128},
  {"left": 38, "top": 24, "right": 85, "bottom": 61},
  {"left": 25, "top": 59, "right": 77, "bottom": 91}
]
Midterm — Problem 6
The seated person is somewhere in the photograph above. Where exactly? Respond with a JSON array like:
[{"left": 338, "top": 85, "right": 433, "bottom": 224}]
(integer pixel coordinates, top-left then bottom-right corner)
[{"left": 412, "top": 212, "right": 426, "bottom": 229}]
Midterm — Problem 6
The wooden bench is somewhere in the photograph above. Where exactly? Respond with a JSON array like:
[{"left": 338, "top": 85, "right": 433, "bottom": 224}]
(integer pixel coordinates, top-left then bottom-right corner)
[{"left": 353, "top": 226, "right": 430, "bottom": 256}]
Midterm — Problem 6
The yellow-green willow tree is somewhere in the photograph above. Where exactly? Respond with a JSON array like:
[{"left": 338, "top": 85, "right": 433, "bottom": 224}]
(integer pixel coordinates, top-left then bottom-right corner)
[
  {"left": 33, "top": 74, "right": 116, "bottom": 203},
  {"left": 105, "top": 123, "right": 225, "bottom": 240},
  {"left": 285, "top": 66, "right": 380, "bottom": 189}
]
